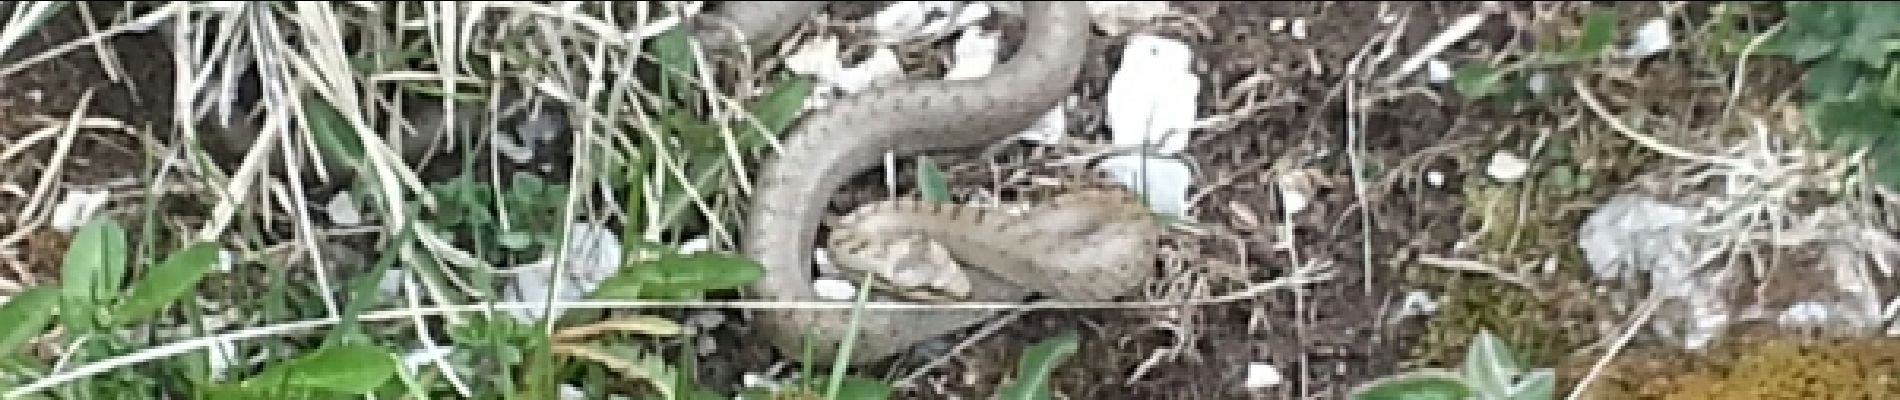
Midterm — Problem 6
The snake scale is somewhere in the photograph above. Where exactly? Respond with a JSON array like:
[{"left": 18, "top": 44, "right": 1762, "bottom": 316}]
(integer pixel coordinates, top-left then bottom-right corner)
[{"left": 696, "top": 2, "right": 1161, "bottom": 365}]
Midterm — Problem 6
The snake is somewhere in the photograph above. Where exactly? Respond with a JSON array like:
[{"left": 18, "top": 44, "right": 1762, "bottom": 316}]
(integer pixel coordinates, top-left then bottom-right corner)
[
  {"left": 693, "top": 2, "right": 1160, "bottom": 366},
  {"left": 198, "top": 1, "right": 1132, "bottom": 366}
]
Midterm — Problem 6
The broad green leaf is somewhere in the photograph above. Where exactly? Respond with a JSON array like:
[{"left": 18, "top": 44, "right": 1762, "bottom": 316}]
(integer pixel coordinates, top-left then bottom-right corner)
[
  {"left": 1453, "top": 63, "right": 1507, "bottom": 99},
  {"left": 0, "top": 286, "right": 59, "bottom": 356},
  {"left": 1461, "top": 330, "right": 1522, "bottom": 397},
  {"left": 995, "top": 331, "right": 1081, "bottom": 400},
  {"left": 916, "top": 157, "right": 951, "bottom": 204},
  {"left": 1572, "top": 10, "right": 1618, "bottom": 57},
  {"left": 60, "top": 218, "right": 127, "bottom": 333},
  {"left": 1507, "top": 369, "right": 1557, "bottom": 400},
  {"left": 1349, "top": 370, "right": 1471, "bottom": 400},
  {"left": 109, "top": 242, "right": 220, "bottom": 326},
  {"left": 244, "top": 344, "right": 399, "bottom": 395},
  {"left": 593, "top": 252, "right": 765, "bottom": 299},
  {"left": 740, "top": 74, "right": 815, "bottom": 147},
  {"left": 651, "top": 26, "right": 702, "bottom": 107},
  {"left": 1807, "top": 98, "right": 1897, "bottom": 152},
  {"left": 1803, "top": 58, "right": 1864, "bottom": 102}
]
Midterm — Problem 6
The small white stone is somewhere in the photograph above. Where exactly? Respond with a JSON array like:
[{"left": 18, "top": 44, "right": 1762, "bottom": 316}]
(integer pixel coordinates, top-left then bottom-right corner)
[
  {"left": 1527, "top": 72, "right": 1550, "bottom": 95},
  {"left": 1426, "top": 170, "right": 1445, "bottom": 187},
  {"left": 1289, "top": 18, "right": 1308, "bottom": 40},
  {"left": 214, "top": 249, "right": 236, "bottom": 273},
  {"left": 1243, "top": 362, "right": 1283, "bottom": 388},
  {"left": 1278, "top": 184, "right": 1309, "bottom": 215},
  {"left": 1394, "top": 290, "right": 1440, "bottom": 320},
  {"left": 1621, "top": 18, "right": 1673, "bottom": 59},
  {"left": 1426, "top": 59, "right": 1452, "bottom": 83},
  {"left": 1486, "top": 151, "right": 1529, "bottom": 182},
  {"left": 813, "top": 278, "right": 860, "bottom": 300},
  {"left": 325, "top": 192, "right": 363, "bottom": 226}
]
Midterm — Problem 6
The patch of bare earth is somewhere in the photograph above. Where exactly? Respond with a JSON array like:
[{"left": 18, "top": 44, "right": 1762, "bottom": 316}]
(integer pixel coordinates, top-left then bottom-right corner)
[{"left": 0, "top": 4, "right": 178, "bottom": 293}]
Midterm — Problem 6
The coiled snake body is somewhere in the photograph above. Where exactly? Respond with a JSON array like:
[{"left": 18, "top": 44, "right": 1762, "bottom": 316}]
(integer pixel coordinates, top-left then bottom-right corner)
[{"left": 700, "top": 2, "right": 1155, "bottom": 365}]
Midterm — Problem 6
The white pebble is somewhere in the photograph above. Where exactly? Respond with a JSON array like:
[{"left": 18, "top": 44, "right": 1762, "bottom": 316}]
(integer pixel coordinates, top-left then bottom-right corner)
[
  {"left": 1486, "top": 151, "right": 1529, "bottom": 182},
  {"left": 1243, "top": 362, "right": 1283, "bottom": 388},
  {"left": 813, "top": 278, "right": 860, "bottom": 301}
]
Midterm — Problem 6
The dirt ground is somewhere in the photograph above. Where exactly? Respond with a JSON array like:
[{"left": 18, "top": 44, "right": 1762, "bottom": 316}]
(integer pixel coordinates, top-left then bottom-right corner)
[{"left": 2, "top": 1, "right": 1882, "bottom": 400}]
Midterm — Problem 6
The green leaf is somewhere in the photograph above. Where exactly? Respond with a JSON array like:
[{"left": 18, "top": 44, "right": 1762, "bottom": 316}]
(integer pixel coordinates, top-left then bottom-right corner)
[
  {"left": 821, "top": 376, "right": 892, "bottom": 400},
  {"left": 109, "top": 242, "right": 220, "bottom": 326},
  {"left": 916, "top": 157, "right": 951, "bottom": 204},
  {"left": 1453, "top": 63, "right": 1507, "bottom": 99},
  {"left": 0, "top": 286, "right": 59, "bottom": 356},
  {"left": 651, "top": 26, "right": 702, "bottom": 107},
  {"left": 60, "top": 218, "right": 128, "bottom": 333},
  {"left": 1461, "top": 330, "right": 1522, "bottom": 397},
  {"left": 1508, "top": 369, "right": 1557, "bottom": 400},
  {"left": 303, "top": 98, "right": 367, "bottom": 172},
  {"left": 244, "top": 344, "right": 399, "bottom": 395},
  {"left": 1807, "top": 98, "right": 1897, "bottom": 152},
  {"left": 1571, "top": 10, "right": 1618, "bottom": 57},
  {"left": 1349, "top": 370, "right": 1472, "bottom": 400},
  {"left": 742, "top": 74, "right": 815, "bottom": 146},
  {"left": 1803, "top": 57, "right": 1865, "bottom": 102},
  {"left": 593, "top": 252, "right": 765, "bottom": 300},
  {"left": 995, "top": 331, "right": 1081, "bottom": 400}
]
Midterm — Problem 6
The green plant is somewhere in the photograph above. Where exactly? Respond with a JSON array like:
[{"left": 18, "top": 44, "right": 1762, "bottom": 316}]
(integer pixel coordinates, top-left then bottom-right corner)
[
  {"left": 1748, "top": 1, "right": 1900, "bottom": 186},
  {"left": 423, "top": 171, "right": 572, "bottom": 263},
  {"left": 1351, "top": 330, "right": 1556, "bottom": 400},
  {"left": 1452, "top": 9, "right": 1624, "bottom": 101}
]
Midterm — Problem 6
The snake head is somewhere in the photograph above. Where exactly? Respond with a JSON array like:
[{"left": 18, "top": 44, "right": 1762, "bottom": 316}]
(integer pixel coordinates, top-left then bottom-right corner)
[{"left": 826, "top": 233, "right": 974, "bottom": 301}]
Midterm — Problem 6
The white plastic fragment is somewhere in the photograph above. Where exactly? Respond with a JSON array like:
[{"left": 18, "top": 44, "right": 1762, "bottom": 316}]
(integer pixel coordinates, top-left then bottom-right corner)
[
  {"left": 1288, "top": 18, "right": 1308, "bottom": 40},
  {"left": 813, "top": 278, "right": 860, "bottom": 301},
  {"left": 1485, "top": 151, "right": 1529, "bottom": 182},
  {"left": 1013, "top": 95, "right": 1076, "bottom": 144},
  {"left": 1106, "top": 34, "right": 1200, "bottom": 156},
  {"left": 49, "top": 189, "right": 110, "bottom": 233},
  {"left": 1243, "top": 362, "right": 1283, "bottom": 388},
  {"left": 785, "top": 36, "right": 905, "bottom": 110},
  {"left": 944, "top": 27, "right": 1000, "bottom": 80},
  {"left": 1621, "top": 18, "right": 1673, "bottom": 59},
  {"left": 502, "top": 222, "right": 625, "bottom": 322},
  {"left": 1098, "top": 154, "right": 1194, "bottom": 218},
  {"left": 870, "top": 1, "right": 977, "bottom": 44}
]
